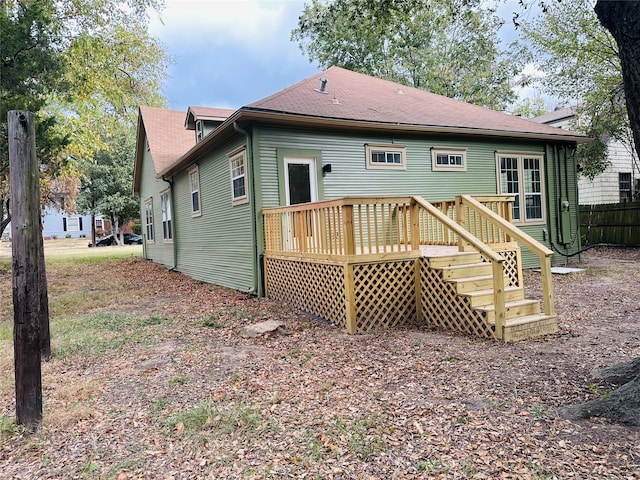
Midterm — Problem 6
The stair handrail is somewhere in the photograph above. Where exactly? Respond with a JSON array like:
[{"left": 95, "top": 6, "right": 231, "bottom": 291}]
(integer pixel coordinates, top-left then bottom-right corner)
[
  {"left": 458, "top": 195, "right": 555, "bottom": 317},
  {"left": 413, "top": 196, "right": 507, "bottom": 339}
]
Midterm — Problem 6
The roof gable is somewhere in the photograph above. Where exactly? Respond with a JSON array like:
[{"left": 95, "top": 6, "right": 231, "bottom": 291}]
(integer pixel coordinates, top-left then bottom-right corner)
[{"left": 185, "top": 106, "right": 236, "bottom": 130}]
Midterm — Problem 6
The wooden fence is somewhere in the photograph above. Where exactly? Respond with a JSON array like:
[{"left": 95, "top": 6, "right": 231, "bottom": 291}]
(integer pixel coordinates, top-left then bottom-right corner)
[{"left": 580, "top": 202, "right": 640, "bottom": 246}]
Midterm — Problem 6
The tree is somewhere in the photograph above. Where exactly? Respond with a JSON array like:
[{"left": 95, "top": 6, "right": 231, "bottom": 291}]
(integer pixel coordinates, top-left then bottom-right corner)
[
  {"left": 292, "top": 0, "right": 519, "bottom": 110},
  {"left": 77, "top": 131, "right": 139, "bottom": 245},
  {"left": 0, "top": 0, "right": 167, "bottom": 239},
  {"left": 557, "top": 0, "right": 640, "bottom": 427},
  {"left": 517, "top": 0, "right": 632, "bottom": 179}
]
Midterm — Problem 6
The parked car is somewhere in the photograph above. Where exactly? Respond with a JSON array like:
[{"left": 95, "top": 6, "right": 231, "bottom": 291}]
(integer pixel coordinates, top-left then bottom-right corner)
[{"left": 88, "top": 233, "right": 142, "bottom": 247}]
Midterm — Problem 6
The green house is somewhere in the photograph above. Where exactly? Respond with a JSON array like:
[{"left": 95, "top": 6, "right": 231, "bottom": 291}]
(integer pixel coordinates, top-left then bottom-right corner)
[{"left": 134, "top": 67, "right": 587, "bottom": 340}]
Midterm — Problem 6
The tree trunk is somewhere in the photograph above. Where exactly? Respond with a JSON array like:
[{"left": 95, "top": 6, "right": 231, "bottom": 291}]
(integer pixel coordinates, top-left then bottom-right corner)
[
  {"left": 595, "top": 0, "right": 640, "bottom": 160},
  {"left": 560, "top": 359, "right": 640, "bottom": 426}
]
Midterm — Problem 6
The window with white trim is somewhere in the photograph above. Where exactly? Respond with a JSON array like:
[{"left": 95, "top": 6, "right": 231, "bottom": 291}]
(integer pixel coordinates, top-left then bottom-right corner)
[
  {"left": 496, "top": 153, "right": 545, "bottom": 223},
  {"left": 160, "top": 190, "right": 172, "bottom": 241},
  {"left": 65, "top": 217, "right": 80, "bottom": 232},
  {"left": 365, "top": 144, "right": 406, "bottom": 170},
  {"left": 195, "top": 120, "right": 203, "bottom": 143},
  {"left": 431, "top": 148, "right": 467, "bottom": 171},
  {"left": 144, "top": 198, "right": 154, "bottom": 242},
  {"left": 229, "top": 149, "right": 248, "bottom": 205},
  {"left": 188, "top": 165, "right": 201, "bottom": 216}
]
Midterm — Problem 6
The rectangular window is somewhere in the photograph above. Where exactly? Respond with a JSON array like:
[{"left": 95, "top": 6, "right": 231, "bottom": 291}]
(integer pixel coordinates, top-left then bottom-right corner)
[
  {"left": 160, "top": 190, "right": 172, "bottom": 241},
  {"left": 188, "top": 165, "right": 201, "bottom": 216},
  {"left": 619, "top": 172, "right": 632, "bottom": 202},
  {"left": 195, "top": 120, "right": 203, "bottom": 143},
  {"left": 144, "top": 198, "right": 154, "bottom": 242},
  {"left": 65, "top": 217, "right": 80, "bottom": 232},
  {"left": 229, "top": 149, "right": 248, "bottom": 205},
  {"left": 365, "top": 144, "right": 406, "bottom": 170},
  {"left": 95, "top": 217, "right": 104, "bottom": 229},
  {"left": 432, "top": 148, "right": 467, "bottom": 171},
  {"left": 496, "top": 153, "right": 545, "bottom": 223}
]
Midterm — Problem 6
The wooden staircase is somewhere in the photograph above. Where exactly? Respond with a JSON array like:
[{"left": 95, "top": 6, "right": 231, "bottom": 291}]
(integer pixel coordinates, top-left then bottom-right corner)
[{"left": 427, "top": 252, "right": 558, "bottom": 342}]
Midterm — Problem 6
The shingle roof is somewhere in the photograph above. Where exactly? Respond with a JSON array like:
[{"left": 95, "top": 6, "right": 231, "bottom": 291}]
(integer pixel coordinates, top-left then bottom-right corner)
[
  {"left": 247, "top": 66, "right": 584, "bottom": 139},
  {"left": 139, "top": 105, "right": 195, "bottom": 174},
  {"left": 531, "top": 106, "right": 577, "bottom": 125},
  {"left": 188, "top": 106, "right": 235, "bottom": 121}
]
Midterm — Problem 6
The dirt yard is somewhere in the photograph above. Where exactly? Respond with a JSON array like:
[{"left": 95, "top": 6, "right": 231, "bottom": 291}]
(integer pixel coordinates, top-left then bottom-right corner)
[{"left": 0, "top": 245, "right": 639, "bottom": 479}]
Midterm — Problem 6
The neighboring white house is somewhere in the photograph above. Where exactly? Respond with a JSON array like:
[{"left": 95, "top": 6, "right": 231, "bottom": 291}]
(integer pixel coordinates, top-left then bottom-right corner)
[{"left": 532, "top": 106, "right": 638, "bottom": 205}]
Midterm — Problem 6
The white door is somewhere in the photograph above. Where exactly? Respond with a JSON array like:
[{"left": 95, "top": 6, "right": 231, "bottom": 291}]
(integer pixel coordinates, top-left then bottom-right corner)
[{"left": 284, "top": 157, "right": 318, "bottom": 205}]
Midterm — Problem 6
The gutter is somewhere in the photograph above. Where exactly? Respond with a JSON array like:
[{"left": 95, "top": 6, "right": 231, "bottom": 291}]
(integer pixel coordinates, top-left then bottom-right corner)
[
  {"left": 233, "top": 121, "right": 259, "bottom": 296},
  {"left": 162, "top": 175, "right": 178, "bottom": 272}
]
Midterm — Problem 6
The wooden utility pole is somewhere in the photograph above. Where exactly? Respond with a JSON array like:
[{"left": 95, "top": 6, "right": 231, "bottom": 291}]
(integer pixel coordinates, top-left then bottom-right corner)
[{"left": 9, "top": 111, "right": 44, "bottom": 430}]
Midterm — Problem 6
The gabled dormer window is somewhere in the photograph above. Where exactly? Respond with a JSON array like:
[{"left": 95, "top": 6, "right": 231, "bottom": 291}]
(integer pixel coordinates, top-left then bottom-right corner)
[{"left": 195, "top": 120, "right": 203, "bottom": 143}]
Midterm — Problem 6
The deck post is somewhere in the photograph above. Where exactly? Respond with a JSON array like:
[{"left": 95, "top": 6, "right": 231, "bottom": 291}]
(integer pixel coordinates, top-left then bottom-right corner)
[
  {"left": 492, "top": 260, "right": 506, "bottom": 340},
  {"left": 540, "top": 254, "right": 555, "bottom": 316},
  {"left": 344, "top": 263, "right": 357, "bottom": 334},
  {"left": 455, "top": 195, "right": 466, "bottom": 250},
  {"left": 343, "top": 205, "right": 356, "bottom": 256},
  {"left": 410, "top": 199, "right": 420, "bottom": 250}
]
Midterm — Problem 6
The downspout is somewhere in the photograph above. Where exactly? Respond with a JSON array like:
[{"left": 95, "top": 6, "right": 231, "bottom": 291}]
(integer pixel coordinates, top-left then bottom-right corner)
[
  {"left": 543, "top": 144, "right": 553, "bottom": 249},
  {"left": 162, "top": 175, "right": 178, "bottom": 271},
  {"left": 233, "top": 121, "right": 259, "bottom": 296}
]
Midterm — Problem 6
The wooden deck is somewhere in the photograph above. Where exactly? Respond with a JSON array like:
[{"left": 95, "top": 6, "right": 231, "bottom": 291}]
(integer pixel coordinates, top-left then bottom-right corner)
[{"left": 263, "top": 195, "right": 557, "bottom": 342}]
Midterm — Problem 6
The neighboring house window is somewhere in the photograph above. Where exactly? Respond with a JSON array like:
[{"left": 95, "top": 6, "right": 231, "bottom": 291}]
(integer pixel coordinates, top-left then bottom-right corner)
[
  {"left": 496, "top": 153, "right": 545, "bottom": 223},
  {"left": 160, "top": 190, "right": 172, "bottom": 241},
  {"left": 145, "top": 198, "right": 154, "bottom": 242},
  {"left": 188, "top": 165, "right": 201, "bottom": 216},
  {"left": 95, "top": 218, "right": 104, "bottom": 229},
  {"left": 365, "top": 144, "right": 406, "bottom": 170},
  {"left": 619, "top": 173, "right": 632, "bottom": 202},
  {"left": 229, "top": 149, "right": 248, "bottom": 205},
  {"left": 64, "top": 217, "right": 81, "bottom": 232},
  {"left": 195, "top": 120, "right": 203, "bottom": 143},
  {"left": 431, "top": 147, "right": 467, "bottom": 171}
]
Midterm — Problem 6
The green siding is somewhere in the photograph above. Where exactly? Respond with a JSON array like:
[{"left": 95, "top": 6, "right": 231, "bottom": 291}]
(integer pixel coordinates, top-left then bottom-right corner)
[
  {"left": 172, "top": 135, "right": 256, "bottom": 292},
  {"left": 138, "top": 136, "right": 174, "bottom": 267},
  {"left": 254, "top": 125, "right": 581, "bottom": 268}
]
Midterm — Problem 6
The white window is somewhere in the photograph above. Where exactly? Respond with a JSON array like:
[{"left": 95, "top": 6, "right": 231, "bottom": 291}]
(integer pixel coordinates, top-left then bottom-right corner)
[
  {"left": 432, "top": 148, "right": 467, "bottom": 171},
  {"left": 95, "top": 217, "right": 104, "bottom": 229},
  {"left": 144, "top": 198, "right": 154, "bottom": 242},
  {"left": 496, "top": 153, "right": 545, "bottom": 223},
  {"left": 195, "top": 120, "right": 203, "bottom": 143},
  {"left": 365, "top": 144, "right": 406, "bottom": 170},
  {"left": 229, "top": 149, "right": 248, "bottom": 205},
  {"left": 65, "top": 217, "right": 80, "bottom": 232},
  {"left": 160, "top": 190, "right": 172, "bottom": 241},
  {"left": 188, "top": 165, "right": 201, "bottom": 216}
]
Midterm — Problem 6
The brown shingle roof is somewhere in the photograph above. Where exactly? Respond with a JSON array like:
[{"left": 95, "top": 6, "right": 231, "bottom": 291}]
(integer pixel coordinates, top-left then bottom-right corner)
[
  {"left": 139, "top": 105, "right": 195, "bottom": 174},
  {"left": 247, "top": 66, "right": 584, "bottom": 139},
  {"left": 531, "top": 106, "right": 577, "bottom": 125}
]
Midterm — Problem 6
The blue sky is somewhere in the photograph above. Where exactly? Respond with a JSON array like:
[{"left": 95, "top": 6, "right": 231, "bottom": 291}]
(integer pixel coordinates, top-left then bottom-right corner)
[{"left": 149, "top": 0, "right": 541, "bottom": 113}]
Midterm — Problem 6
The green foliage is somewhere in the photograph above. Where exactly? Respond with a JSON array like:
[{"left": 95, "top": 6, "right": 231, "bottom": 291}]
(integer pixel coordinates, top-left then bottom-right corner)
[
  {"left": 519, "top": 0, "right": 633, "bottom": 178},
  {"left": 292, "top": 0, "right": 518, "bottom": 110},
  {"left": 0, "top": 0, "right": 167, "bottom": 238},
  {"left": 511, "top": 97, "right": 549, "bottom": 119}
]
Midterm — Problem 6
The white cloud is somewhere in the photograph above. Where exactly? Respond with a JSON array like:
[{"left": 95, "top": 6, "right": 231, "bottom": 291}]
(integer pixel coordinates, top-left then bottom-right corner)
[{"left": 150, "top": 0, "right": 301, "bottom": 52}]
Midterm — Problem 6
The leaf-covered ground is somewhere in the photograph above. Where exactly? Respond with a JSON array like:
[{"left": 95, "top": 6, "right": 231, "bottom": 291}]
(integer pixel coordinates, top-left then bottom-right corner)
[{"left": 0, "top": 246, "right": 639, "bottom": 479}]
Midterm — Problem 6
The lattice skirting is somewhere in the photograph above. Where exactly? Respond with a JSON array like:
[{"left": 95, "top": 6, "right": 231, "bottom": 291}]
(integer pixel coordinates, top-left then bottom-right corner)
[
  {"left": 352, "top": 260, "right": 416, "bottom": 332},
  {"left": 419, "top": 259, "right": 495, "bottom": 339},
  {"left": 265, "top": 257, "right": 347, "bottom": 329},
  {"left": 478, "top": 244, "right": 522, "bottom": 288}
]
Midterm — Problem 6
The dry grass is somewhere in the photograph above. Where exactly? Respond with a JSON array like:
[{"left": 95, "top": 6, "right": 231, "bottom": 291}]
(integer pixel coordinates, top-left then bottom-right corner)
[{"left": 0, "top": 242, "right": 639, "bottom": 479}]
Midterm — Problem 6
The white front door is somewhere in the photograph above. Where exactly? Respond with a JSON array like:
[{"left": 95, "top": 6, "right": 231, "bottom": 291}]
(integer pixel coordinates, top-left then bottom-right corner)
[{"left": 284, "top": 157, "right": 318, "bottom": 205}]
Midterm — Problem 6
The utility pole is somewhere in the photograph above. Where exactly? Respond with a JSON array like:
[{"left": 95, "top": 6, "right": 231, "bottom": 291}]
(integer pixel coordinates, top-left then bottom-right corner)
[{"left": 9, "top": 111, "right": 45, "bottom": 430}]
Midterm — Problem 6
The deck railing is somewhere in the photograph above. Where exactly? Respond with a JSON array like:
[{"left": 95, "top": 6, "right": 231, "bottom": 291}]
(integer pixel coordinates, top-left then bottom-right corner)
[{"left": 457, "top": 195, "right": 555, "bottom": 316}]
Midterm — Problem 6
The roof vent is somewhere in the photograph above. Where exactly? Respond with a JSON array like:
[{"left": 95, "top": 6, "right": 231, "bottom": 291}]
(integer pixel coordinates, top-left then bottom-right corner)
[
  {"left": 315, "top": 77, "right": 328, "bottom": 94},
  {"left": 332, "top": 95, "right": 341, "bottom": 105},
  {"left": 396, "top": 88, "right": 404, "bottom": 95}
]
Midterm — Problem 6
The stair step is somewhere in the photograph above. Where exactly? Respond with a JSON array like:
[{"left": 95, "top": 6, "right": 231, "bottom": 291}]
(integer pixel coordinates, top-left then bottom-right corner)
[
  {"left": 448, "top": 274, "right": 512, "bottom": 293},
  {"left": 460, "top": 286, "right": 524, "bottom": 307},
  {"left": 428, "top": 252, "right": 483, "bottom": 268},
  {"left": 475, "top": 299, "right": 541, "bottom": 322},
  {"left": 440, "top": 262, "right": 492, "bottom": 280},
  {"left": 499, "top": 314, "right": 559, "bottom": 342}
]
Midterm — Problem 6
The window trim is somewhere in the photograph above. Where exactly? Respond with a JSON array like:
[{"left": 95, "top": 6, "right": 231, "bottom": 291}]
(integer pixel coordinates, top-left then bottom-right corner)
[
  {"left": 495, "top": 151, "right": 546, "bottom": 225},
  {"left": 188, "top": 165, "right": 202, "bottom": 217},
  {"left": 66, "top": 217, "right": 81, "bottom": 232},
  {"left": 195, "top": 120, "right": 203, "bottom": 143},
  {"left": 229, "top": 147, "right": 249, "bottom": 206},
  {"left": 431, "top": 147, "right": 467, "bottom": 172},
  {"left": 365, "top": 144, "right": 406, "bottom": 170},
  {"left": 160, "top": 189, "right": 172, "bottom": 242},
  {"left": 144, "top": 198, "right": 154, "bottom": 243},
  {"left": 619, "top": 172, "right": 632, "bottom": 202}
]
